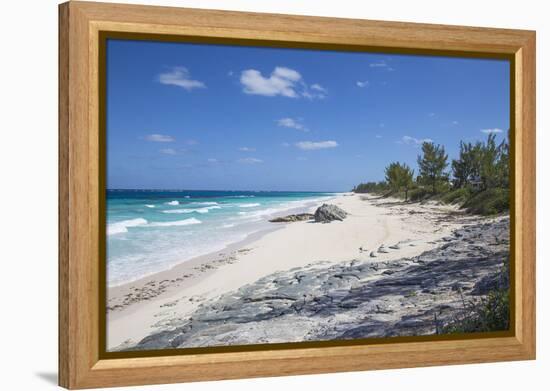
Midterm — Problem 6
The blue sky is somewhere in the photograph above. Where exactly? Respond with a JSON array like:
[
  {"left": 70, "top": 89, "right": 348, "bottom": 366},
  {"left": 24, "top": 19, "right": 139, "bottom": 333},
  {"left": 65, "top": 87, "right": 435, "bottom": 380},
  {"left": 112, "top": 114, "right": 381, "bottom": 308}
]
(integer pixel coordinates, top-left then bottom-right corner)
[{"left": 106, "top": 39, "right": 510, "bottom": 192}]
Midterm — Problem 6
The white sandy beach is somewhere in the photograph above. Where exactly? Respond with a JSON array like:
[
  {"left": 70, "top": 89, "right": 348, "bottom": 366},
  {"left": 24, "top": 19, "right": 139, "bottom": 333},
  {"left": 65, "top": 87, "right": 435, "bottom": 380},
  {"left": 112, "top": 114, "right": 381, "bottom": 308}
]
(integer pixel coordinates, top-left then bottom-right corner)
[{"left": 107, "top": 193, "right": 472, "bottom": 350}]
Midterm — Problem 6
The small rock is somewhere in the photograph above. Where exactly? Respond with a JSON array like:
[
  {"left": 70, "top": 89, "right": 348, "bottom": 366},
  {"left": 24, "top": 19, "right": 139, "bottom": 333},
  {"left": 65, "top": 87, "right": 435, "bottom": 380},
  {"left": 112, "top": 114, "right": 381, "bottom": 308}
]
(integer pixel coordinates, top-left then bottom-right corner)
[{"left": 378, "top": 246, "right": 389, "bottom": 254}]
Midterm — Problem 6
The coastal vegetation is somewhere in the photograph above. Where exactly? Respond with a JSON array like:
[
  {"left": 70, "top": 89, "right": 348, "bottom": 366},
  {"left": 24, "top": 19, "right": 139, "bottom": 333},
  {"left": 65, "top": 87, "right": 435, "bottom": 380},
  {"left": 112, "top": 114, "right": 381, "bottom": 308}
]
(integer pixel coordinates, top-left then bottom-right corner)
[
  {"left": 442, "top": 262, "right": 510, "bottom": 334},
  {"left": 441, "top": 288, "right": 510, "bottom": 334},
  {"left": 353, "top": 133, "right": 510, "bottom": 216},
  {"left": 353, "top": 134, "right": 511, "bottom": 335},
  {"left": 384, "top": 162, "right": 414, "bottom": 201}
]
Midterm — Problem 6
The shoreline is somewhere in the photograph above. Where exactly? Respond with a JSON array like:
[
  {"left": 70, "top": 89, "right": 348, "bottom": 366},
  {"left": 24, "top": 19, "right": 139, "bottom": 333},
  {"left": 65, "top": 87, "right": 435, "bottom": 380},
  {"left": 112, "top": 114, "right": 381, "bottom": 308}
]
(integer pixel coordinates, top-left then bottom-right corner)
[
  {"left": 107, "top": 223, "right": 283, "bottom": 313},
  {"left": 107, "top": 196, "right": 340, "bottom": 348},
  {"left": 107, "top": 195, "right": 338, "bottom": 290},
  {"left": 106, "top": 193, "right": 480, "bottom": 350}
]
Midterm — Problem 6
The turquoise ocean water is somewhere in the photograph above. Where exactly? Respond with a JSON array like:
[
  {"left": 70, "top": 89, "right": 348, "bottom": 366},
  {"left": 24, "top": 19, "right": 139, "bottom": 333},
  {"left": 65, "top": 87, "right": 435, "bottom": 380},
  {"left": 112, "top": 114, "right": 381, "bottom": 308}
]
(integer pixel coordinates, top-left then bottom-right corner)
[{"left": 106, "top": 190, "right": 336, "bottom": 286}]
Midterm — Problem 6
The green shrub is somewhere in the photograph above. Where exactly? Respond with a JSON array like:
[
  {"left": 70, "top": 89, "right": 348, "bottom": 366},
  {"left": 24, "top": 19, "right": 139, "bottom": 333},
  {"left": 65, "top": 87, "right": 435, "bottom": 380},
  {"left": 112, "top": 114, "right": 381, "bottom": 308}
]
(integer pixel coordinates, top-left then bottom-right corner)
[
  {"left": 353, "top": 181, "right": 389, "bottom": 194},
  {"left": 442, "top": 289, "right": 510, "bottom": 334},
  {"left": 442, "top": 262, "right": 510, "bottom": 334},
  {"left": 461, "top": 188, "right": 510, "bottom": 215},
  {"left": 435, "top": 180, "right": 452, "bottom": 194},
  {"left": 409, "top": 187, "right": 430, "bottom": 202},
  {"left": 439, "top": 188, "right": 472, "bottom": 205}
]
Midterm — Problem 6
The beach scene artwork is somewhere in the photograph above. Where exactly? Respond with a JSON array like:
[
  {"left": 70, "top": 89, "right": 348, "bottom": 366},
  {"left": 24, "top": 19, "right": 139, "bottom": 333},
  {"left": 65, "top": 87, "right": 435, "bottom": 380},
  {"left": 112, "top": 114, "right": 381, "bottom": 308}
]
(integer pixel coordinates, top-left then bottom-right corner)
[{"left": 106, "top": 40, "right": 511, "bottom": 352}]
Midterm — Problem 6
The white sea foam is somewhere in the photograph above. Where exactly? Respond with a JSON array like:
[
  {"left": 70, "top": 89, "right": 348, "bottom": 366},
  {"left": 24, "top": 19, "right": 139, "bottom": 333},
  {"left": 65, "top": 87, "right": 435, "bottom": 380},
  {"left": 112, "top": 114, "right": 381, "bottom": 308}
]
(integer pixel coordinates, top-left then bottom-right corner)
[
  {"left": 148, "top": 218, "right": 202, "bottom": 227},
  {"left": 236, "top": 197, "right": 333, "bottom": 220},
  {"left": 238, "top": 207, "right": 281, "bottom": 218},
  {"left": 107, "top": 218, "right": 148, "bottom": 235},
  {"left": 107, "top": 193, "right": 339, "bottom": 286},
  {"left": 199, "top": 206, "right": 221, "bottom": 212},
  {"left": 162, "top": 206, "right": 221, "bottom": 214},
  {"left": 239, "top": 203, "right": 260, "bottom": 208},
  {"left": 162, "top": 209, "right": 194, "bottom": 214},
  {"left": 144, "top": 204, "right": 155, "bottom": 208}
]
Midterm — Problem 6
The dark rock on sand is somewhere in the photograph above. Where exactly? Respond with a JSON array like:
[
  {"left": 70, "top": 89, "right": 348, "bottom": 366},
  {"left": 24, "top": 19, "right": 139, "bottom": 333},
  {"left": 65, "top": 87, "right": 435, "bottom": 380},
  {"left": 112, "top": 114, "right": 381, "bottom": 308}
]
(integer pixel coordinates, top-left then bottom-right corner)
[
  {"left": 314, "top": 204, "right": 348, "bottom": 223},
  {"left": 269, "top": 213, "right": 314, "bottom": 223}
]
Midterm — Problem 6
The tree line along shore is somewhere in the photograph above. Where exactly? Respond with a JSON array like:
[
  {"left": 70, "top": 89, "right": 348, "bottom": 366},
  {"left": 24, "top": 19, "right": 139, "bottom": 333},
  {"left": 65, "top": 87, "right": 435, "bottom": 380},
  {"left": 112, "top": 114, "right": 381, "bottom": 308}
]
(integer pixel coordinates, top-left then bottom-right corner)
[{"left": 353, "top": 133, "right": 510, "bottom": 216}]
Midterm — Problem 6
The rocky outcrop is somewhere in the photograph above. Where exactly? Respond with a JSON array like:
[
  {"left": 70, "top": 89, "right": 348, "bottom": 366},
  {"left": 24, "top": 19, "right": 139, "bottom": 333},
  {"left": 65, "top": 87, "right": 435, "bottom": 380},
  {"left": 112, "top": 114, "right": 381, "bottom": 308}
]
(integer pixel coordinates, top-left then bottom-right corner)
[
  {"left": 314, "top": 204, "right": 348, "bottom": 223},
  {"left": 269, "top": 204, "right": 347, "bottom": 223},
  {"left": 128, "top": 217, "right": 510, "bottom": 351},
  {"left": 269, "top": 213, "right": 314, "bottom": 223}
]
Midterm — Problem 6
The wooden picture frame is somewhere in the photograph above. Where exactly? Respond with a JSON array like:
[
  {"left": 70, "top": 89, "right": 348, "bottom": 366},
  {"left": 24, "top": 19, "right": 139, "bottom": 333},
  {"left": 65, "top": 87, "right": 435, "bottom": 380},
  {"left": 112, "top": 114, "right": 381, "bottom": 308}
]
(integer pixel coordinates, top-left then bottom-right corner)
[{"left": 59, "top": 1, "right": 536, "bottom": 389}]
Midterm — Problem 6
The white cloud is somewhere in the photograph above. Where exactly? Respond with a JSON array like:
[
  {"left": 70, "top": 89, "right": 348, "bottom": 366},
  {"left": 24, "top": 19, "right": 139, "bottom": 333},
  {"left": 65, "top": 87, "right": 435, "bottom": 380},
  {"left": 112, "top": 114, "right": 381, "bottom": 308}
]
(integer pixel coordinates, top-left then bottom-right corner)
[
  {"left": 239, "top": 147, "right": 256, "bottom": 152},
  {"left": 452, "top": 121, "right": 459, "bottom": 125},
  {"left": 158, "top": 67, "right": 205, "bottom": 91},
  {"left": 356, "top": 81, "right": 369, "bottom": 88},
  {"left": 277, "top": 117, "right": 307, "bottom": 131},
  {"left": 310, "top": 84, "right": 327, "bottom": 93},
  {"left": 238, "top": 157, "right": 263, "bottom": 164},
  {"left": 240, "top": 67, "right": 326, "bottom": 99},
  {"left": 369, "top": 61, "right": 394, "bottom": 72},
  {"left": 186, "top": 139, "right": 199, "bottom": 145},
  {"left": 281, "top": 142, "right": 290, "bottom": 147},
  {"left": 370, "top": 61, "right": 387, "bottom": 68},
  {"left": 400, "top": 136, "right": 433, "bottom": 145},
  {"left": 302, "top": 83, "right": 327, "bottom": 99},
  {"left": 145, "top": 134, "right": 174, "bottom": 142},
  {"left": 481, "top": 128, "right": 503, "bottom": 134},
  {"left": 159, "top": 148, "right": 176, "bottom": 155},
  {"left": 428, "top": 112, "right": 436, "bottom": 117},
  {"left": 375, "top": 134, "right": 383, "bottom": 139},
  {"left": 296, "top": 157, "right": 308, "bottom": 161},
  {"left": 272, "top": 67, "right": 301, "bottom": 81},
  {"left": 295, "top": 141, "right": 339, "bottom": 150},
  {"left": 207, "top": 158, "right": 218, "bottom": 163},
  {"left": 240, "top": 67, "right": 300, "bottom": 97}
]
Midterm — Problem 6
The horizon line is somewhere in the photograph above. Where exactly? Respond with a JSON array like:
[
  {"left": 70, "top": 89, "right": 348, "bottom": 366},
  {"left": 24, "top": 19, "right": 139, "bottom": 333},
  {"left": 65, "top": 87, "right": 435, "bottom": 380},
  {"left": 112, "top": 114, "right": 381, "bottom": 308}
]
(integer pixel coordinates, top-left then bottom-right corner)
[{"left": 106, "top": 188, "right": 349, "bottom": 193}]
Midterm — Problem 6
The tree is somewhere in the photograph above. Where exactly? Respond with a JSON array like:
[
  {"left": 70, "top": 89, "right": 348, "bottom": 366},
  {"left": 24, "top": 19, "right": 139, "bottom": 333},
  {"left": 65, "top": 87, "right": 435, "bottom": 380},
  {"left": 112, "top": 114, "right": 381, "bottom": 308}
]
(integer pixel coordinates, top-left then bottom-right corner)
[
  {"left": 494, "top": 131, "right": 510, "bottom": 189},
  {"left": 384, "top": 162, "right": 414, "bottom": 201},
  {"left": 450, "top": 133, "right": 510, "bottom": 191},
  {"left": 478, "top": 133, "right": 509, "bottom": 190},
  {"left": 479, "top": 133, "right": 500, "bottom": 190},
  {"left": 417, "top": 142, "right": 448, "bottom": 194},
  {"left": 452, "top": 141, "right": 475, "bottom": 188}
]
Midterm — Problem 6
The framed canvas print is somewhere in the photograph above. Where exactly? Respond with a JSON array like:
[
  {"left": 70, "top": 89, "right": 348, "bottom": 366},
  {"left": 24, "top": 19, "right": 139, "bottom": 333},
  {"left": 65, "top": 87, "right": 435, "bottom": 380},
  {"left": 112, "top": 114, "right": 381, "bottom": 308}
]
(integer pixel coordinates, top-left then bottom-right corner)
[{"left": 58, "top": 1, "right": 536, "bottom": 389}]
